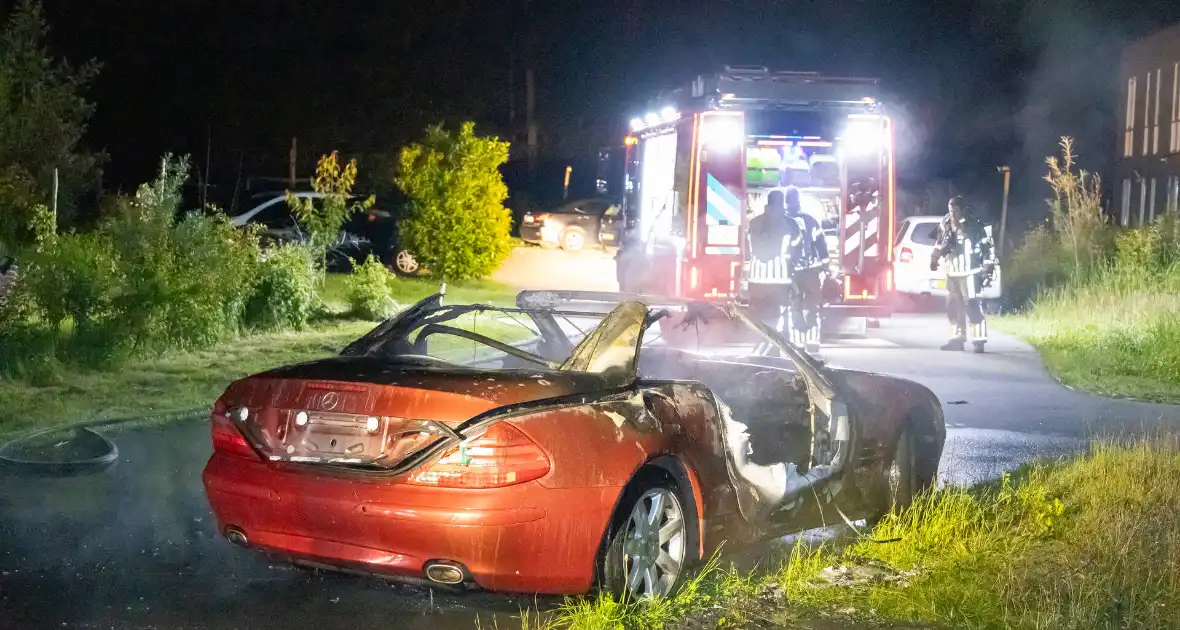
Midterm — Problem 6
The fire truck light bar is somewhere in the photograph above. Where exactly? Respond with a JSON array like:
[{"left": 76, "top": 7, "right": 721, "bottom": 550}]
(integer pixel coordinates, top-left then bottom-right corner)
[{"left": 631, "top": 107, "right": 682, "bottom": 132}]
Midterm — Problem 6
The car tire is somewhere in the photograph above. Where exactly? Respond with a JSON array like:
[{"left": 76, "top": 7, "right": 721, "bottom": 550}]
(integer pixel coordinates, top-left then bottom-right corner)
[
  {"left": 599, "top": 468, "right": 697, "bottom": 601},
  {"left": 874, "top": 426, "right": 922, "bottom": 522},
  {"left": 560, "top": 227, "right": 586, "bottom": 252},
  {"left": 389, "top": 249, "right": 421, "bottom": 277}
]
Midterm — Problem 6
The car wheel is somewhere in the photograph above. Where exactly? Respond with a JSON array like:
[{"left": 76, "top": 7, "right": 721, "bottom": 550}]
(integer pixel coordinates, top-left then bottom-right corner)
[
  {"left": 560, "top": 227, "right": 586, "bottom": 252},
  {"left": 391, "top": 249, "right": 420, "bottom": 276},
  {"left": 600, "top": 470, "right": 695, "bottom": 601}
]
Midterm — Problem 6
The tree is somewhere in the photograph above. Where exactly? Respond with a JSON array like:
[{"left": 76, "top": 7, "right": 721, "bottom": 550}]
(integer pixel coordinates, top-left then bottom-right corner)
[
  {"left": 396, "top": 122, "right": 513, "bottom": 282},
  {"left": 286, "top": 151, "right": 373, "bottom": 279},
  {"left": 0, "top": 0, "right": 102, "bottom": 251}
]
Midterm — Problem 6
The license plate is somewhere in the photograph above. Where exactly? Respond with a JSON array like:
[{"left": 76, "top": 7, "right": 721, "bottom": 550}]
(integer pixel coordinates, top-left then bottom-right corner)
[
  {"left": 523, "top": 216, "right": 534, "bottom": 223},
  {"left": 933, "top": 279, "right": 946, "bottom": 289},
  {"left": 601, "top": 233, "right": 614, "bottom": 240}
]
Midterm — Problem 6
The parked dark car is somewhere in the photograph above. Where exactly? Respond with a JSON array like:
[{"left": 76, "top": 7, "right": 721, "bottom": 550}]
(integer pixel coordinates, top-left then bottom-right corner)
[
  {"left": 520, "top": 197, "right": 621, "bottom": 251},
  {"left": 229, "top": 193, "right": 421, "bottom": 275}
]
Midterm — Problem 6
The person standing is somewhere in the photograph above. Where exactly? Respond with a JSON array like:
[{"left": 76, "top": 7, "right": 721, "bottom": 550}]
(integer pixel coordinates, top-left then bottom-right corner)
[
  {"left": 745, "top": 187, "right": 827, "bottom": 351},
  {"left": 781, "top": 186, "right": 828, "bottom": 349},
  {"left": 745, "top": 190, "right": 793, "bottom": 332},
  {"left": 930, "top": 196, "right": 997, "bottom": 353}
]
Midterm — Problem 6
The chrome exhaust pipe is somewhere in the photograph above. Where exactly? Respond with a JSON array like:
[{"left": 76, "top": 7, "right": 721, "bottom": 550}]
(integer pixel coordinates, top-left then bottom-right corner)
[
  {"left": 225, "top": 527, "right": 248, "bottom": 547},
  {"left": 423, "top": 561, "right": 465, "bottom": 585}
]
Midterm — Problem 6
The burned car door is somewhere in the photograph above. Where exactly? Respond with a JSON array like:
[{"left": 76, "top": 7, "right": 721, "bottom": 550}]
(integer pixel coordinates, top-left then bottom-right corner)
[{"left": 641, "top": 303, "right": 855, "bottom": 527}]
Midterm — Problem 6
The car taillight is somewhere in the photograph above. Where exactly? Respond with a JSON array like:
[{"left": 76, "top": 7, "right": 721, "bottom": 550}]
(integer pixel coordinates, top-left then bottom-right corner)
[
  {"left": 899, "top": 247, "right": 913, "bottom": 263},
  {"left": 406, "top": 423, "right": 550, "bottom": 489},
  {"left": 535, "top": 213, "right": 550, "bottom": 225},
  {"left": 211, "top": 411, "right": 258, "bottom": 460}
]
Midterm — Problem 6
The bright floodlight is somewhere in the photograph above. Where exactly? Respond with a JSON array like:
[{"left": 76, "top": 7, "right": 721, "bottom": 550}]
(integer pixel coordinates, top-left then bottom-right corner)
[
  {"left": 660, "top": 106, "right": 679, "bottom": 122},
  {"left": 841, "top": 117, "right": 882, "bottom": 154},
  {"left": 645, "top": 112, "right": 661, "bottom": 126},
  {"left": 630, "top": 118, "right": 644, "bottom": 131},
  {"left": 702, "top": 116, "right": 743, "bottom": 151}
]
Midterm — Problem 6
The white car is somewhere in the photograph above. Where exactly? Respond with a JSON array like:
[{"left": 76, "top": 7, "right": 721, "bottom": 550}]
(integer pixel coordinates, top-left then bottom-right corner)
[{"left": 893, "top": 215, "right": 1001, "bottom": 302}]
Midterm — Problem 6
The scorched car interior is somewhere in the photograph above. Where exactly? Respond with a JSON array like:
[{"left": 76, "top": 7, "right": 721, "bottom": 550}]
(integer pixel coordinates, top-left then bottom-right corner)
[{"left": 202, "top": 290, "right": 944, "bottom": 599}]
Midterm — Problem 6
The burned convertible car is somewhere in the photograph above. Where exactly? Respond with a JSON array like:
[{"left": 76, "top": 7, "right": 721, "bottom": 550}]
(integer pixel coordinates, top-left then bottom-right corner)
[{"left": 202, "top": 291, "right": 944, "bottom": 598}]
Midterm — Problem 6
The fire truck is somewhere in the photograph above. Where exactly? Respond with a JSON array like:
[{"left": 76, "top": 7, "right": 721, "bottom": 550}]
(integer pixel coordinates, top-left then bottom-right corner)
[{"left": 615, "top": 66, "right": 897, "bottom": 336}]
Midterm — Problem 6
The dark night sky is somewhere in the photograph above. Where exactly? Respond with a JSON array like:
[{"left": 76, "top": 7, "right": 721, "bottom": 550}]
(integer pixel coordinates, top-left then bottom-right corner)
[{"left": 18, "top": 0, "right": 1180, "bottom": 222}]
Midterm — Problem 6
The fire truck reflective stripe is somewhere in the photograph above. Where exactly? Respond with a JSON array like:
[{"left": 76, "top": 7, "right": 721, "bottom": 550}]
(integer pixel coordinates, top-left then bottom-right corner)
[
  {"left": 843, "top": 215, "right": 879, "bottom": 256},
  {"left": 705, "top": 246, "right": 741, "bottom": 255},
  {"left": 706, "top": 175, "right": 742, "bottom": 226}
]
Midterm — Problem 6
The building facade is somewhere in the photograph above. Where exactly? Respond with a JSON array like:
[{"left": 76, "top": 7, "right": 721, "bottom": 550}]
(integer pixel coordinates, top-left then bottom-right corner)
[{"left": 1117, "top": 23, "right": 1180, "bottom": 226}]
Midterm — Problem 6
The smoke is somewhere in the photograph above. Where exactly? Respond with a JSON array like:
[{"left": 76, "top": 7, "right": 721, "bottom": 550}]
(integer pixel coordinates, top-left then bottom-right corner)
[{"left": 1009, "top": 0, "right": 1180, "bottom": 222}]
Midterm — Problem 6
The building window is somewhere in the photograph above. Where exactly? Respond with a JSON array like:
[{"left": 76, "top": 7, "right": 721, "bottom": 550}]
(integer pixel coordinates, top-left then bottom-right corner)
[
  {"left": 1122, "top": 178, "right": 1132, "bottom": 226},
  {"left": 1172, "top": 63, "right": 1180, "bottom": 153},
  {"left": 1153, "top": 69, "right": 1162, "bottom": 154},
  {"left": 1143, "top": 72, "right": 1153, "bottom": 156},
  {"left": 1126, "top": 77, "right": 1137, "bottom": 157}
]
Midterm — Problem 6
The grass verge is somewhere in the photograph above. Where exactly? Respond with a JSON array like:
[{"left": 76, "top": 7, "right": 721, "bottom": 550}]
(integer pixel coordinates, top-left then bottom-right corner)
[
  {"left": 0, "top": 276, "right": 519, "bottom": 438},
  {"left": 535, "top": 436, "right": 1180, "bottom": 630},
  {"left": 998, "top": 265, "right": 1180, "bottom": 402}
]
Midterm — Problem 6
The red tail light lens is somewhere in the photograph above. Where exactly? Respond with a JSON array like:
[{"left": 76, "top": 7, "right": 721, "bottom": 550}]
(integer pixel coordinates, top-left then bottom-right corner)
[
  {"left": 406, "top": 423, "right": 550, "bottom": 489},
  {"left": 899, "top": 247, "right": 913, "bottom": 263},
  {"left": 211, "top": 411, "right": 259, "bottom": 460}
]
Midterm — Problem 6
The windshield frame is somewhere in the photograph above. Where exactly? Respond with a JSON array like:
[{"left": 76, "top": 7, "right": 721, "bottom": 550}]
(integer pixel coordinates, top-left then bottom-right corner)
[{"left": 339, "top": 295, "right": 660, "bottom": 384}]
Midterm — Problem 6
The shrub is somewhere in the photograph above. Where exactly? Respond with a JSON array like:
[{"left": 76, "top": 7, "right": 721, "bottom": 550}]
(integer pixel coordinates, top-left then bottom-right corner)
[
  {"left": 286, "top": 151, "right": 374, "bottom": 278},
  {"left": 345, "top": 254, "right": 397, "bottom": 320},
  {"left": 244, "top": 243, "right": 318, "bottom": 331},
  {"left": 97, "top": 156, "right": 259, "bottom": 352},
  {"left": 0, "top": 154, "right": 274, "bottom": 374},
  {"left": 1003, "top": 225, "right": 1072, "bottom": 310},
  {"left": 396, "top": 122, "right": 513, "bottom": 281},
  {"left": 1115, "top": 226, "right": 1161, "bottom": 271}
]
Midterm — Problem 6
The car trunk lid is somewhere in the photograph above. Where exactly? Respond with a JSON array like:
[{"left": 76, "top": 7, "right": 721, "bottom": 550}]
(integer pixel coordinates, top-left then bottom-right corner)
[{"left": 220, "top": 356, "right": 605, "bottom": 469}]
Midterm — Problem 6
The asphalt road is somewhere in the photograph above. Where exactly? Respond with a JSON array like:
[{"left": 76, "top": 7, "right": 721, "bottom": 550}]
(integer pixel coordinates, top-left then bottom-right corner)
[
  {"left": 3, "top": 250, "right": 1179, "bottom": 628},
  {"left": 822, "top": 315, "right": 1180, "bottom": 485}
]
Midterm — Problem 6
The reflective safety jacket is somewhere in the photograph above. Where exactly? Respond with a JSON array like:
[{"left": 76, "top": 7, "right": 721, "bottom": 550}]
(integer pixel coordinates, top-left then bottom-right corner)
[
  {"left": 933, "top": 214, "right": 996, "bottom": 279},
  {"left": 747, "top": 210, "right": 829, "bottom": 284}
]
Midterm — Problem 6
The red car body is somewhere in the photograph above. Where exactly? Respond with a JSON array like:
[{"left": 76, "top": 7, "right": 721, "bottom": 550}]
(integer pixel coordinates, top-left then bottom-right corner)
[{"left": 202, "top": 292, "right": 944, "bottom": 596}]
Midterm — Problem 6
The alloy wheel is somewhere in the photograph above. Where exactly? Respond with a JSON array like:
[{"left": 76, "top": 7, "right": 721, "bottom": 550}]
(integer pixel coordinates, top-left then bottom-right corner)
[
  {"left": 562, "top": 231, "right": 584, "bottom": 251},
  {"left": 395, "top": 250, "right": 419, "bottom": 274},
  {"left": 620, "top": 487, "right": 686, "bottom": 599}
]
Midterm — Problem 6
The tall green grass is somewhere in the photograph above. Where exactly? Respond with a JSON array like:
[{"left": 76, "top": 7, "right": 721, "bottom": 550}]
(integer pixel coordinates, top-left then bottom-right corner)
[
  {"left": 1001, "top": 260, "right": 1180, "bottom": 402},
  {"left": 997, "top": 138, "right": 1180, "bottom": 401},
  {"left": 534, "top": 437, "right": 1180, "bottom": 630}
]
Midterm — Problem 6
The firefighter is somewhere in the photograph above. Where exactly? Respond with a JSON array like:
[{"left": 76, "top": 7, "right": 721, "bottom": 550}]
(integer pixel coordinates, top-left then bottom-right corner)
[
  {"left": 745, "top": 187, "right": 827, "bottom": 350},
  {"left": 746, "top": 190, "right": 793, "bottom": 332},
  {"left": 782, "top": 186, "right": 828, "bottom": 347},
  {"left": 930, "top": 196, "right": 997, "bottom": 353}
]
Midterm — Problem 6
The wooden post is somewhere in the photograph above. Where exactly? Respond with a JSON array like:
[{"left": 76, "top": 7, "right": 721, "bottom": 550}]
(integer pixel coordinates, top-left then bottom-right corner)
[
  {"left": 998, "top": 166, "right": 1011, "bottom": 258},
  {"left": 289, "top": 137, "right": 298, "bottom": 189}
]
